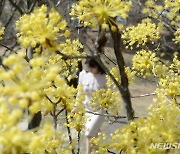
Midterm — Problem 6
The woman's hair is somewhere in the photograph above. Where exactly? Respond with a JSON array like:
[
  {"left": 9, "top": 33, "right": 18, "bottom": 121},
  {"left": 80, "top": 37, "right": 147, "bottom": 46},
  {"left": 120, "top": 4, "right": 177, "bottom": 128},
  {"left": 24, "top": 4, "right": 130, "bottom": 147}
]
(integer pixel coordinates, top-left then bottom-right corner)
[{"left": 85, "top": 58, "right": 106, "bottom": 74}]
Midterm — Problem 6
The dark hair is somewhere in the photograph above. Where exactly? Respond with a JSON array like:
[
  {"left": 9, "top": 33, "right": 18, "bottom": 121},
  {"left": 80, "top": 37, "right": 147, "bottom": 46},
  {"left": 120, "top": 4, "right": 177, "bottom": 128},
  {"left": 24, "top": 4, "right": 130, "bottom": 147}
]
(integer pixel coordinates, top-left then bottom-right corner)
[{"left": 85, "top": 58, "right": 105, "bottom": 74}]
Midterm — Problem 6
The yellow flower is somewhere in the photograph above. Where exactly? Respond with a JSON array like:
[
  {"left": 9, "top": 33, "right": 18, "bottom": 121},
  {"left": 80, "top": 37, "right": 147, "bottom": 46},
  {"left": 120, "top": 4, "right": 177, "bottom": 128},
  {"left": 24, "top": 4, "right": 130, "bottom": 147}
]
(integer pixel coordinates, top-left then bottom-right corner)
[
  {"left": 0, "top": 24, "right": 5, "bottom": 40},
  {"left": 122, "top": 18, "right": 160, "bottom": 48},
  {"left": 106, "top": 66, "right": 135, "bottom": 87},
  {"left": 71, "top": 0, "right": 131, "bottom": 29},
  {"left": 16, "top": 5, "right": 69, "bottom": 51},
  {"left": 91, "top": 101, "right": 180, "bottom": 153},
  {"left": 173, "top": 28, "right": 180, "bottom": 43},
  {"left": 132, "top": 50, "right": 159, "bottom": 78},
  {"left": 91, "top": 88, "right": 121, "bottom": 114}
]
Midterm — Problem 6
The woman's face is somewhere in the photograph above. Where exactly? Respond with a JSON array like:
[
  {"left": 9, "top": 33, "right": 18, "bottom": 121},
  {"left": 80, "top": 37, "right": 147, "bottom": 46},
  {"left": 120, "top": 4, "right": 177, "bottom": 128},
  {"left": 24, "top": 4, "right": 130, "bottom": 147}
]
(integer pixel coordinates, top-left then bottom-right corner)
[{"left": 89, "top": 67, "right": 99, "bottom": 74}]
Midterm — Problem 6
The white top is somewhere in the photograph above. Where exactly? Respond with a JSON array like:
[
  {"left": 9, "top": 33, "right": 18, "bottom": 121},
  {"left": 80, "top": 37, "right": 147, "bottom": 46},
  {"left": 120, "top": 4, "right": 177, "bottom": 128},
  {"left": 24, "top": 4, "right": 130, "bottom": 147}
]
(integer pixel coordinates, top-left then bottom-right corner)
[{"left": 78, "top": 70, "right": 107, "bottom": 112}]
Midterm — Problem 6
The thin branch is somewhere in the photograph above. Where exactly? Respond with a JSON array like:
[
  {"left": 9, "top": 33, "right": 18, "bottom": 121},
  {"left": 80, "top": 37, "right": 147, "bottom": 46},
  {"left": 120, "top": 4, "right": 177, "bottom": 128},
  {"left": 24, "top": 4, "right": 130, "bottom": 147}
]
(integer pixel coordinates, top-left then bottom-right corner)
[
  {"left": 156, "top": 9, "right": 165, "bottom": 20},
  {"left": 55, "top": 97, "right": 62, "bottom": 105},
  {"left": 77, "top": 131, "right": 81, "bottom": 154},
  {"left": 56, "top": 50, "right": 96, "bottom": 59},
  {"left": 0, "top": 0, "right": 5, "bottom": 16},
  {"left": 103, "top": 53, "right": 117, "bottom": 65},
  {"left": 107, "top": 149, "right": 116, "bottom": 154},
  {"left": 95, "top": 56, "right": 123, "bottom": 92},
  {"left": 86, "top": 110, "right": 126, "bottom": 118},
  {"left": 56, "top": 108, "right": 65, "bottom": 117},
  {"left": 65, "top": 109, "right": 75, "bottom": 154},
  {"left": 86, "top": 110, "right": 141, "bottom": 119},
  {"left": 28, "top": 0, "right": 37, "bottom": 13},
  {"left": 52, "top": 101, "right": 58, "bottom": 129},
  {"left": 56, "top": 0, "right": 61, "bottom": 7},
  {"left": 5, "top": 7, "right": 17, "bottom": 28},
  {"left": 8, "top": 0, "right": 24, "bottom": 15},
  {"left": 0, "top": 43, "right": 14, "bottom": 51},
  {"left": 47, "top": 0, "right": 94, "bottom": 54},
  {"left": 45, "top": 94, "right": 54, "bottom": 104}
]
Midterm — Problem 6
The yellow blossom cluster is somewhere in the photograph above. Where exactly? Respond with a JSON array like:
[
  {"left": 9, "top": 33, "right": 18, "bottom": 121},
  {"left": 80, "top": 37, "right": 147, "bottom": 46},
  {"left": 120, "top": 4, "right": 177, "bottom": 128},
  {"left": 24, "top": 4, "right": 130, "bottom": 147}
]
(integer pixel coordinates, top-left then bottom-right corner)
[
  {"left": 59, "top": 39, "right": 84, "bottom": 56},
  {"left": 70, "top": 0, "right": 131, "bottom": 30},
  {"left": 46, "top": 54, "right": 82, "bottom": 82},
  {"left": 0, "top": 24, "right": 5, "bottom": 40},
  {"left": 0, "top": 48, "right": 85, "bottom": 152},
  {"left": 90, "top": 66, "right": 135, "bottom": 115},
  {"left": 0, "top": 1, "right": 179, "bottom": 153},
  {"left": 91, "top": 88, "right": 121, "bottom": 114},
  {"left": 156, "top": 54, "right": 180, "bottom": 99},
  {"left": 90, "top": 49, "right": 179, "bottom": 153},
  {"left": 65, "top": 85, "right": 87, "bottom": 132},
  {"left": 174, "top": 28, "right": 180, "bottom": 43},
  {"left": 164, "top": 0, "right": 180, "bottom": 26},
  {"left": 0, "top": 50, "right": 81, "bottom": 115},
  {"left": 0, "top": 52, "right": 54, "bottom": 113},
  {"left": 91, "top": 101, "right": 180, "bottom": 154},
  {"left": 16, "top": 5, "right": 69, "bottom": 51},
  {"left": 143, "top": 0, "right": 180, "bottom": 27},
  {"left": 43, "top": 74, "right": 78, "bottom": 113},
  {"left": 143, "top": 0, "right": 164, "bottom": 19},
  {"left": 68, "top": 102, "right": 87, "bottom": 132},
  {"left": 106, "top": 66, "right": 136, "bottom": 88},
  {"left": 0, "top": 96, "right": 69, "bottom": 153},
  {"left": 122, "top": 19, "right": 160, "bottom": 49},
  {"left": 132, "top": 50, "right": 160, "bottom": 78},
  {"left": 90, "top": 132, "right": 109, "bottom": 154},
  {"left": 132, "top": 50, "right": 180, "bottom": 100}
]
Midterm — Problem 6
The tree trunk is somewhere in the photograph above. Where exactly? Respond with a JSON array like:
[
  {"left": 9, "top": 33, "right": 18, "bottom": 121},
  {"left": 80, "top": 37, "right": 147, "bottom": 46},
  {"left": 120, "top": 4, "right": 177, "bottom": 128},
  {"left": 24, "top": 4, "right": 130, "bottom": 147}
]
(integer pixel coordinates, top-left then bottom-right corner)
[{"left": 109, "top": 24, "right": 134, "bottom": 121}]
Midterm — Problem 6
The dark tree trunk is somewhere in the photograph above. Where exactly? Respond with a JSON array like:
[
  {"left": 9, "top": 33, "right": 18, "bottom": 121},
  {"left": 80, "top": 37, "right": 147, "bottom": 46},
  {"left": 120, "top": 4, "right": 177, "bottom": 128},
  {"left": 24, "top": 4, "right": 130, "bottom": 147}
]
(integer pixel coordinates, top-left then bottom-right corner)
[{"left": 109, "top": 23, "right": 134, "bottom": 121}]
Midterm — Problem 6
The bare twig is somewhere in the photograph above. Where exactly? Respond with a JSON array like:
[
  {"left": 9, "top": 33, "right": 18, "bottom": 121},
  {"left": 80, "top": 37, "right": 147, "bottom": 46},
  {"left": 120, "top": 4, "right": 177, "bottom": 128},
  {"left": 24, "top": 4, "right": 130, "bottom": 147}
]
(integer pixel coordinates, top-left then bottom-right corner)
[
  {"left": 77, "top": 131, "right": 81, "bottom": 154},
  {"left": 0, "top": 0, "right": 5, "bottom": 16},
  {"left": 45, "top": 94, "right": 54, "bottom": 104},
  {"left": 103, "top": 53, "right": 117, "bottom": 65},
  {"left": 53, "top": 102, "right": 58, "bottom": 129},
  {"left": 65, "top": 109, "right": 75, "bottom": 154},
  {"left": 56, "top": 50, "right": 96, "bottom": 59},
  {"left": 5, "top": 7, "right": 16, "bottom": 28},
  {"left": 56, "top": 0, "right": 61, "bottom": 7},
  {"left": 56, "top": 108, "right": 64, "bottom": 117},
  {"left": 86, "top": 110, "right": 141, "bottom": 119},
  {"left": 28, "top": 0, "right": 37, "bottom": 13},
  {"left": 0, "top": 43, "right": 14, "bottom": 51},
  {"left": 8, "top": 0, "right": 24, "bottom": 15},
  {"left": 55, "top": 97, "right": 62, "bottom": 105}
]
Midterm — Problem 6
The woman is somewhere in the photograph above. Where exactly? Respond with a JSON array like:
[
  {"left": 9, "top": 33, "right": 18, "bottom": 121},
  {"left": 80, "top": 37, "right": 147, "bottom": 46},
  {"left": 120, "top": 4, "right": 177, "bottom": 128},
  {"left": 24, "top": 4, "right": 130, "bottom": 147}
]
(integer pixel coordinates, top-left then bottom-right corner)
[{"left": 77, "top": 58, "right": 107, "bottom": 154}]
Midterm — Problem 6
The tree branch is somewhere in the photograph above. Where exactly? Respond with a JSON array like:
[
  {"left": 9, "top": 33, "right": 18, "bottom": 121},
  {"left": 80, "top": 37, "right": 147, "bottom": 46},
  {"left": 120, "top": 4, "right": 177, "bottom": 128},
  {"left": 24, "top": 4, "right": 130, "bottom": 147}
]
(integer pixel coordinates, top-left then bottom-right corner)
[
  {"left": 56, "top": 50, "right": 96, "bottom": 59},
  {"left": 108, "top": 22, "right": 134, "bottom": 121},
  {"left": 8, "top": 0, "right": 24, "bottom": 15},
  {"left": 65, "top": 109, "right": 75, "bottom": 154},
  {"left": 0, "top": 43, "right": 14, "bottom": 51}
]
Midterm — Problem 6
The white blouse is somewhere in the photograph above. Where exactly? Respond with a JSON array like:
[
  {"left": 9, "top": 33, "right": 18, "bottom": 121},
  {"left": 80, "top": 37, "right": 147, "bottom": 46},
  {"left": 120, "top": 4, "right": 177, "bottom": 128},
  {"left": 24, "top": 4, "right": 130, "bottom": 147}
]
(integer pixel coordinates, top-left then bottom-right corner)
[{"left": 78, "top": 70, "right": 107, "bottom": 112}]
